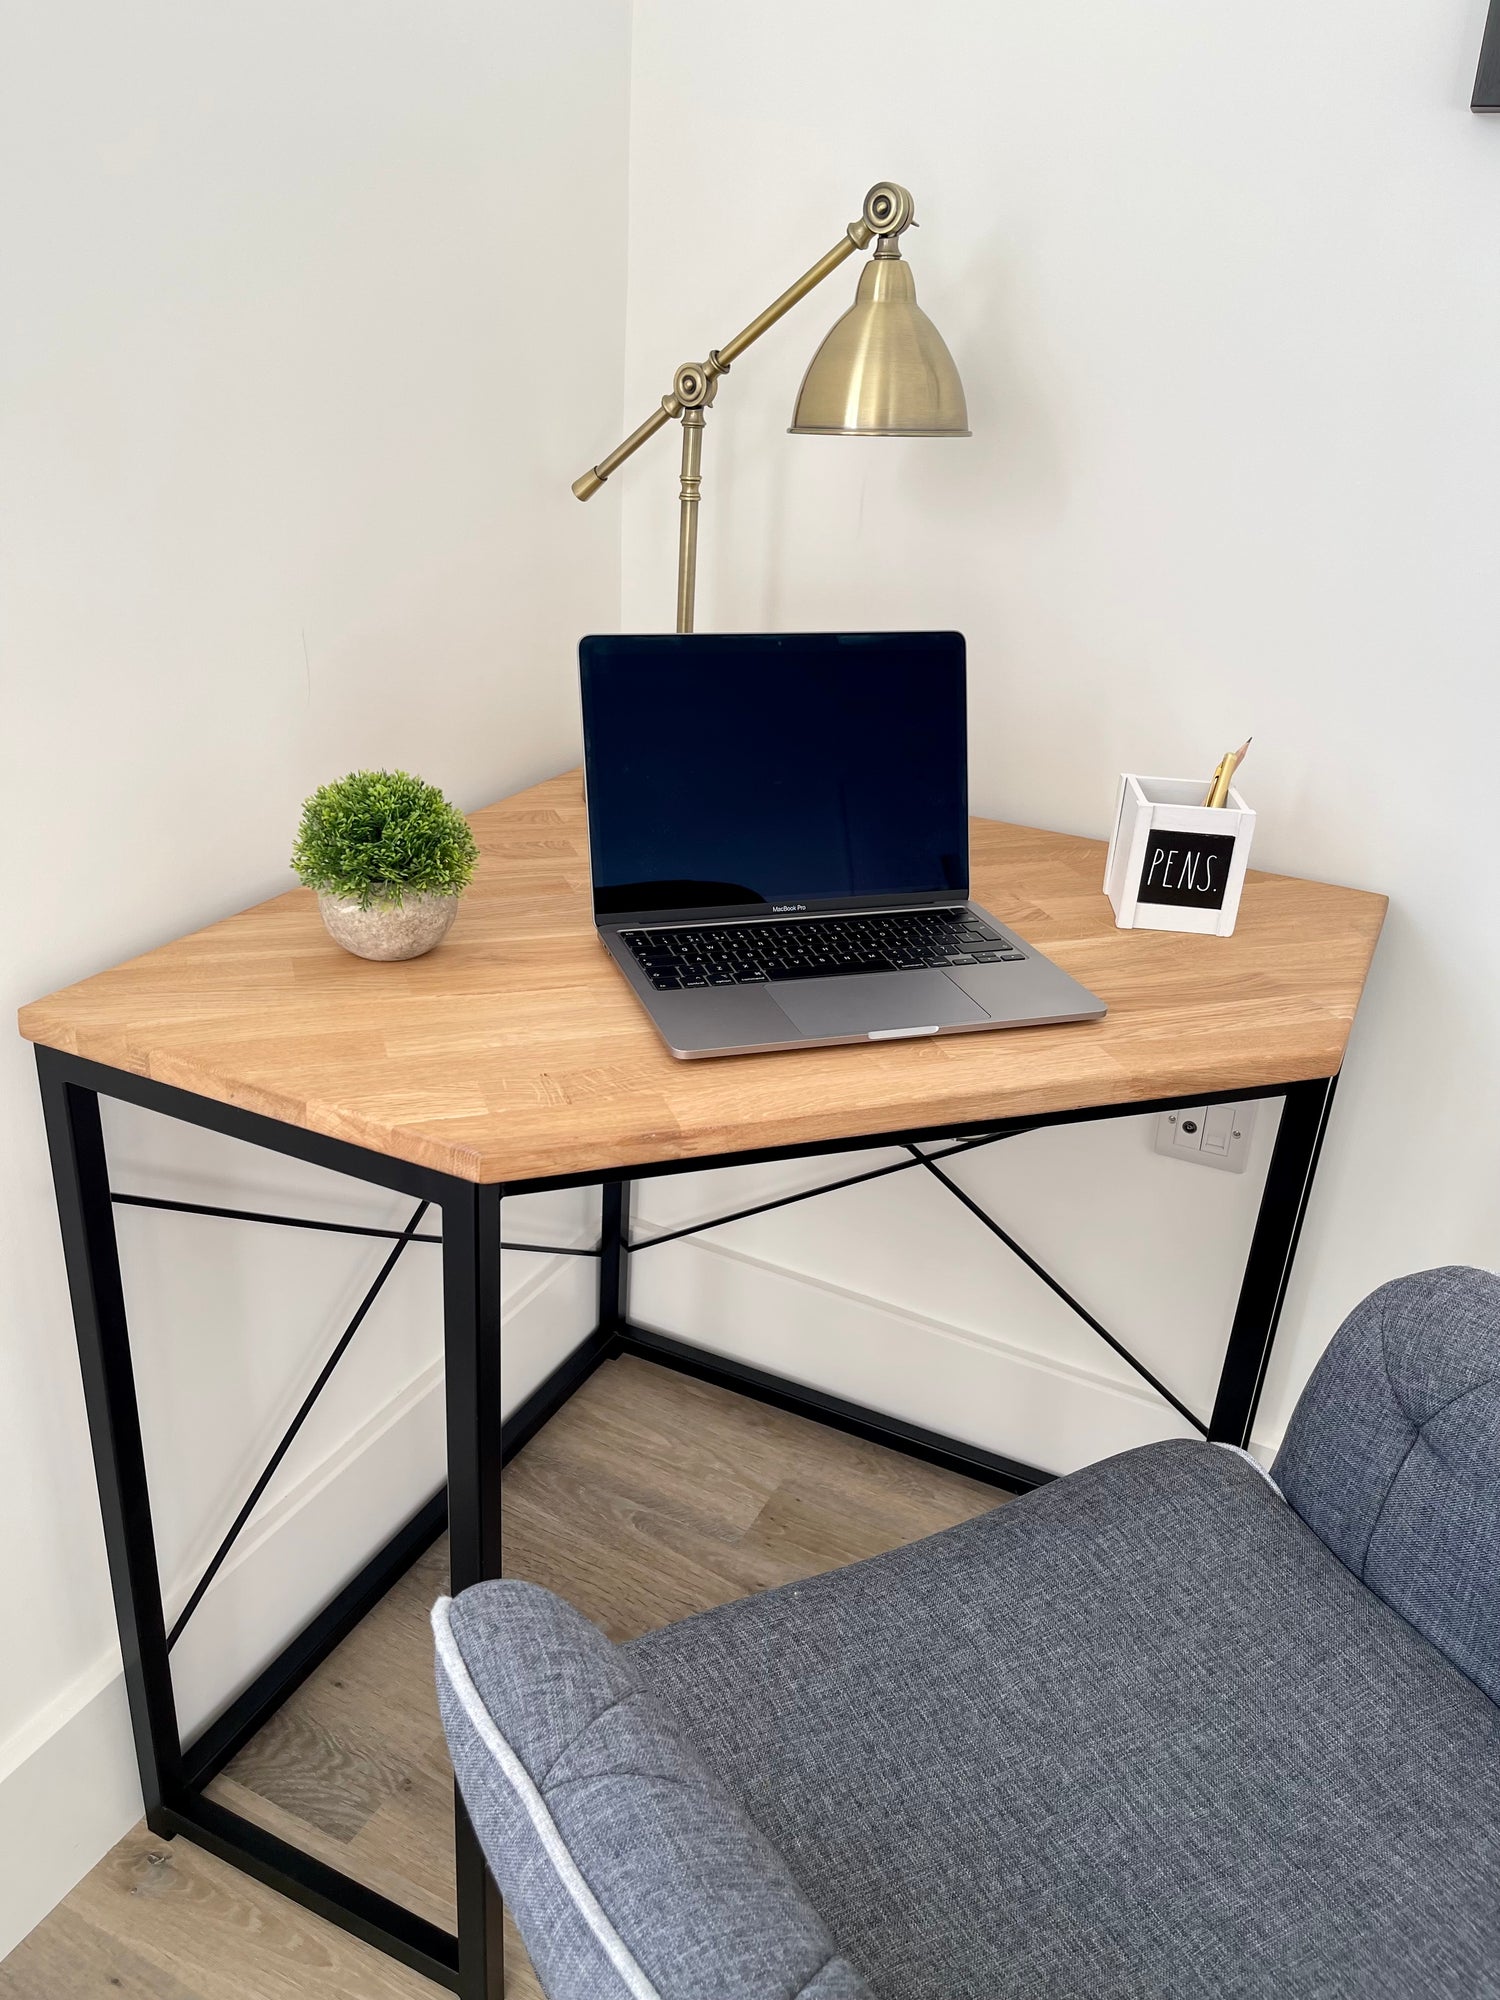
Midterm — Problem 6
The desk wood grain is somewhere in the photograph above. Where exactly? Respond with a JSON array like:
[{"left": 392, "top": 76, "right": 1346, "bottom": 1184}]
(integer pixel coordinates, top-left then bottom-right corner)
[{"left": 17, "top": 772, "right": 1386, "bottom": 1184}]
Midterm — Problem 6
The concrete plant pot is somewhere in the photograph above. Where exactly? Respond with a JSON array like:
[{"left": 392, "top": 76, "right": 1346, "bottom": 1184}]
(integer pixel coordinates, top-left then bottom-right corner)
[{"left": 317, "top": 888, "right": 459, "bottom": 961}]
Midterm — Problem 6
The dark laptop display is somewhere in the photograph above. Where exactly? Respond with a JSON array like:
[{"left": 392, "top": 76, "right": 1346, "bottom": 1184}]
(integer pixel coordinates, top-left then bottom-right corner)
[{"left": 580, "top": 631, "right": 968, "bottom": 922}]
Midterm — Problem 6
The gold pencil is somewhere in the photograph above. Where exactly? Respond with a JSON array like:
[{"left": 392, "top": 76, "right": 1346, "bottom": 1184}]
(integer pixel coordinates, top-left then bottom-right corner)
[{"left": 1203, "top": 737, "right": 1252, "bottom": 809}]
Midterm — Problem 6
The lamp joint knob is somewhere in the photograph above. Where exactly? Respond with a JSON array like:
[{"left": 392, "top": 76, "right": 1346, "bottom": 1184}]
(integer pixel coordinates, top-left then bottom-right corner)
[
  {"left": 672, "top": 362, "right": 719, "bottom": 410},
  {"left": 862, "top": 182, "right": 915, "bottom": 237}
]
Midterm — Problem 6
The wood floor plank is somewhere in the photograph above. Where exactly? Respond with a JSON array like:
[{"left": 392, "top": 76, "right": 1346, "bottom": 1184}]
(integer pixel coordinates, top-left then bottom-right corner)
[
  {"left": 0, "top": 1826, "right": 434, "bottom": 2000},
  {"left": 1, "top": 1355, "right": 1003, "bottom": 1999},
  {"left": 219, "top": 1701, "right": 418, "bottom": 1843},
  {"left": 0, "top": 1898, "right": 206, "bottom": 2000},
  {"left": 205, "top": 1769, "right": 456, "bottom": 1932}
]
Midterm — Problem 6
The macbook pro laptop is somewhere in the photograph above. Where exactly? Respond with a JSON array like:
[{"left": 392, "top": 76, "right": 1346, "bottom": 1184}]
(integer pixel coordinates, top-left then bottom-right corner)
[{"left": 579, "top": 631, "right": 1106, "bottom": 1059}]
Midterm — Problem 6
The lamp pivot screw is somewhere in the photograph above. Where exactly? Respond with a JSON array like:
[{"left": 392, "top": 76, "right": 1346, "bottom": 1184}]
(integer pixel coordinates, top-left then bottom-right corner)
[
  {"left": 862, "top": 181, "right": 915, "bottom": 236},
  {"left": 672, "top": 362, "right": 716, "bottom": 410}
]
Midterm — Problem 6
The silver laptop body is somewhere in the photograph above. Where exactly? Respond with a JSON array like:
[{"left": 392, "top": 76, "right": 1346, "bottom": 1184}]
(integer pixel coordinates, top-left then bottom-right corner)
[{"left": 579, "top": 632, "right": 1106, "bottom": 1060}]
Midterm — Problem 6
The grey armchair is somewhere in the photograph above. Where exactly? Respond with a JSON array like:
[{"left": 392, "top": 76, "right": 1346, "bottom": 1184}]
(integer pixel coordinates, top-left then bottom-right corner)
[{"left": 434, "top": 1267, "right": 1500, "bottom": 1999}]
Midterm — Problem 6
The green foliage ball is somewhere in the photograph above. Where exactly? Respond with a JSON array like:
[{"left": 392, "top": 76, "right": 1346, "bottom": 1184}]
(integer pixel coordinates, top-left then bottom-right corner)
[{"left": 291, "top": 770, "right": 478, "bottom": 910}]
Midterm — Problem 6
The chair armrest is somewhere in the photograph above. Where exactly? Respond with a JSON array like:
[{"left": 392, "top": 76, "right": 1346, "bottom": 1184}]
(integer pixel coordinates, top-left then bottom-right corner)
[{"left": 434, "top": 1581, "right": 872, "bottom": 2000}]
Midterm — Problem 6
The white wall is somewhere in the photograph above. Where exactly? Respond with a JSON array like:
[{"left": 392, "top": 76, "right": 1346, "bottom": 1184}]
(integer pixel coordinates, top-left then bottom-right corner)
[
  {"left": 620, "top": 3, "right": 1500, "bottom": 1466},
  {"left": 0, "top": 0, "right": 630, "bottom": 1952}
]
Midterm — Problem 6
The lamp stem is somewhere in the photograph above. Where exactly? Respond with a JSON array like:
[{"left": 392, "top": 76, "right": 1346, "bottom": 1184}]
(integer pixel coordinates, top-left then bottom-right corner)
[{"left": 675, "top": 410, "right": 705, "bottom": 634}]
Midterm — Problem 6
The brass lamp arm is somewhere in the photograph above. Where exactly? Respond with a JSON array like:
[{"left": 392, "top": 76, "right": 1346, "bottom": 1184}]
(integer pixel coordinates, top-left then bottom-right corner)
[{"left": 570, "top": 210, "right": 881, "bottom": 505}]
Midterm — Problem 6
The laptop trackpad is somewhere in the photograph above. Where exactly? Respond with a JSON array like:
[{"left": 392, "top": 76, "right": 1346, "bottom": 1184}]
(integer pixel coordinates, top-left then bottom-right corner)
[{"left": 776, "top": 970, "right": 990, "bottom": 1040}]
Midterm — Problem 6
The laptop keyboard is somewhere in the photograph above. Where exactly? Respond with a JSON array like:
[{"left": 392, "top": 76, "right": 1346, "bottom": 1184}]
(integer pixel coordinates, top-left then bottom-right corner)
[{"left": 619, "top": 908, "right": 1027, "bottom": 992}]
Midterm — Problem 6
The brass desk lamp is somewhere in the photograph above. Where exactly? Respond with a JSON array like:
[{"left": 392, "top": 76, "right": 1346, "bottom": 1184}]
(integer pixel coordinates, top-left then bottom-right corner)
[{"left": 571, "top": 182, "right": 969, "bottom": 633}]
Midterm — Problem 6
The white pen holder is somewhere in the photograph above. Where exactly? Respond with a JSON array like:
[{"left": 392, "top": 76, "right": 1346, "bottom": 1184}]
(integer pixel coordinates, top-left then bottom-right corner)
[{"left": 1104, "top": 774, "right": 1255, "bottom": 936}]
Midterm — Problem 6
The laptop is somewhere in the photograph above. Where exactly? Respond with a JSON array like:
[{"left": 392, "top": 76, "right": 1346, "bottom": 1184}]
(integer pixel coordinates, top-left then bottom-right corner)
[{"left": 579, "top": 631, "right": 1107, "bottom": 1060}]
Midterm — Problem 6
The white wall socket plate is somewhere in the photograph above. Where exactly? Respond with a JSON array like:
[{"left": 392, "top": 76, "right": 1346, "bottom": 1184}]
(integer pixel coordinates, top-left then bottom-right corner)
[{"left": 1155, "top": 1102, "right": 1257, "bottom": 1173}]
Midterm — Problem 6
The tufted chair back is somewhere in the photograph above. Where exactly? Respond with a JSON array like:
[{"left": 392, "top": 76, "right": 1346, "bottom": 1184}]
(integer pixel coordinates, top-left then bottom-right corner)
[{"left": 1274, "top": 1266, "right": 1500, "bottom": 1705}]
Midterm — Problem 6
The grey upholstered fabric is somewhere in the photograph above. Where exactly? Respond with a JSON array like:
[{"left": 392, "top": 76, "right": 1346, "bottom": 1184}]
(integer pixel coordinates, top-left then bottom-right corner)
[
  {"left": 1273, "top": 1264, "right": 1500, "bottom": 1705},
  {"left": 433, "top": 1580, "right": 872, "bottom": 2000},
  {"left": 630, "top": 1440, "right": 1500, "bottom": 2000}
]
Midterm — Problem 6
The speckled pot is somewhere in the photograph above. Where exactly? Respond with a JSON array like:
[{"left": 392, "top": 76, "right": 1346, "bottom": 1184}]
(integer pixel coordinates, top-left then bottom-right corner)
[{"left": 317, "top": 888, "right": 459, "bottom": 961}]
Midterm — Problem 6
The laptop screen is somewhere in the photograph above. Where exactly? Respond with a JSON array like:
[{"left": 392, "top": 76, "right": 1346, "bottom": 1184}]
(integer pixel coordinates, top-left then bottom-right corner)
[{"left": 579, "top": 631, "right": 967, "bottom": 923}]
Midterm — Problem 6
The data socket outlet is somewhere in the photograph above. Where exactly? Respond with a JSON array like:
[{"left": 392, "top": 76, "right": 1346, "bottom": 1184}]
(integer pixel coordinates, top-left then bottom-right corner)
[{"left": 1155, "top": 1102, "right": 1257, "bottom": 1173}]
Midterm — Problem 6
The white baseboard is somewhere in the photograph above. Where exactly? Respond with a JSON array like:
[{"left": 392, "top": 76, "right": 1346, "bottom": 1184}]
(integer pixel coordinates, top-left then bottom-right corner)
[
  {"left": 627, "top": 1230, "right": 1278, "bottom": 1473},
  {"left": 0, "top": 1248, "right": 595, "bottom": 1960},
  {"left": 0, "top": 1666, "right": 141, "bottom": 1964}
]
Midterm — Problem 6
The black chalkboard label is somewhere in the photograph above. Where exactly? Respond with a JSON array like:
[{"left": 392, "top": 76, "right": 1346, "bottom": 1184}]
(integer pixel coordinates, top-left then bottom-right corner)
[{"left": 1137, "top": 830, "right": 1236, "bottom": 909}]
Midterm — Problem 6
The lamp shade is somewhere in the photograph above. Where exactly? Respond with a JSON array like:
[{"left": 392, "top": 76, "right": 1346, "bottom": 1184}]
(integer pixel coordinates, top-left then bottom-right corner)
[{"left": 789, "top": 249, "right": 969, "bottom": 437}]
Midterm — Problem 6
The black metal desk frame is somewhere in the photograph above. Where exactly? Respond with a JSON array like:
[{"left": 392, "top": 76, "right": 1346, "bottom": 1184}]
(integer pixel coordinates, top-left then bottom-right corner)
[{"left": 36, "top": 1043, "right": 1336, "bottom": 1999}]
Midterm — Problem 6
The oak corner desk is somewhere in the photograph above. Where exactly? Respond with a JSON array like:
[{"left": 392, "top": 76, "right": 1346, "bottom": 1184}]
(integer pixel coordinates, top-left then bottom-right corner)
[{"left": 18, "top": 770, "right": 1386, "bottom": 1999}]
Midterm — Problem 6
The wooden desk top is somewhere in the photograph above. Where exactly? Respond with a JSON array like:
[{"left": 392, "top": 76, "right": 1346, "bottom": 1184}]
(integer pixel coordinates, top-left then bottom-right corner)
[{"left": 19, "top": 772, "right": 1386, "bottom": 1185}]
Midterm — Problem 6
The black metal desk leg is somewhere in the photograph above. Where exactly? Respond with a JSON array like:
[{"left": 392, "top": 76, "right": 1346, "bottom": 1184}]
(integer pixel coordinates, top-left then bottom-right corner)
[
  {"left": 442, "top": 1180, "right": 506, "bottom": 2000},
  {"left": 600, "top": 1181, "right": 631, "bottom": 1336},
  {"left": 36, "top": 1054, "right": 184, "bottom": 1832},
  {"left": 1210, "top": 1076, "right": 1338, "bottom": 1447}
]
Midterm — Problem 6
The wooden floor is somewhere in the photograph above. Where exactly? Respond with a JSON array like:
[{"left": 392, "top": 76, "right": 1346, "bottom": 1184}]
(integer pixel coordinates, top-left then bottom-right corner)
[{"left": 0, "top": 1356, "right": 1002, "bottom": 2000}]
